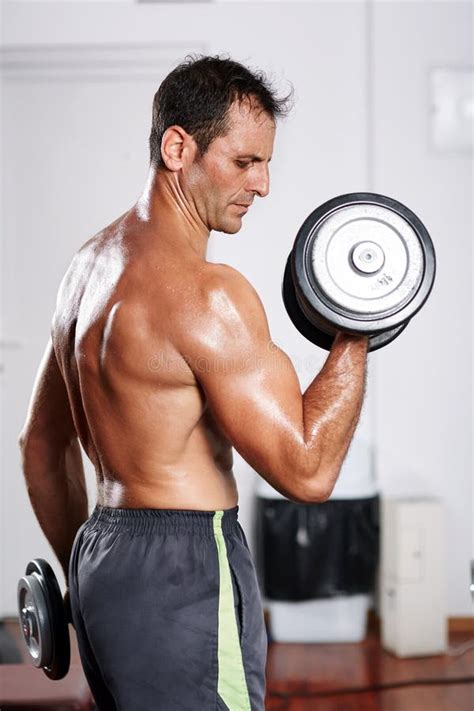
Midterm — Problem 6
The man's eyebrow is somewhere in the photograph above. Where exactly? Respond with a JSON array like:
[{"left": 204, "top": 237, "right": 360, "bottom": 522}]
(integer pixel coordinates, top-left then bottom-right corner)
[{"left": 236, "top": 154, "right": 272, "bottom": 163}]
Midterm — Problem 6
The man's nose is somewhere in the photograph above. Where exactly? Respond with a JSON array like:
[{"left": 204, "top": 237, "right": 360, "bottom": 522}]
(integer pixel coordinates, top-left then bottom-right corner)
[{"left": 247, "top": 164, "right": 270, "bottom": 198}]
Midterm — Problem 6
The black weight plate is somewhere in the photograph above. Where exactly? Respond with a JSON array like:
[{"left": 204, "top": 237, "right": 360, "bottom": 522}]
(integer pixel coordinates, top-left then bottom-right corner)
[
  {"left": 283, "top": 256, "right": 408, "bottom": 352},
  {"left": 25, "top": 559, "right": 70, "bottom": 680},
  {"left": 292, "top": 192, "right": 436, "bottom": 334},
  {"left": 283, "top": 254, "right": 334, "bottom": 350}
]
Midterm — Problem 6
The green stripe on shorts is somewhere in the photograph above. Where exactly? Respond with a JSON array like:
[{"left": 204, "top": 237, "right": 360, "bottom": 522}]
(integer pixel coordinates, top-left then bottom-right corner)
[{"left": 213, "top": 511, "right": 251, "bottom": 711}]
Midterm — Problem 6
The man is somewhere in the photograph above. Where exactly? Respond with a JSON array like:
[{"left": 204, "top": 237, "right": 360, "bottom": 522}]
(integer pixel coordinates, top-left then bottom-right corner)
[{"left": 19, "top": 56, "right": 368, "bottom": 711}]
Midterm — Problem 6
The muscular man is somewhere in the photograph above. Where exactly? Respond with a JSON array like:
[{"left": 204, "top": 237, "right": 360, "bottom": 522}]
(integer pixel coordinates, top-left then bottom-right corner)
[{"left": 19, "top": 56, "right": 368, "bottom": 711}]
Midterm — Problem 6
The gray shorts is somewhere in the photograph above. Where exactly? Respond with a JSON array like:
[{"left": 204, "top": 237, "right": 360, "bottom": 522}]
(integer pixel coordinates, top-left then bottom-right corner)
[{"left": 68, "top": 505, "right": 267, "bottom": 710}]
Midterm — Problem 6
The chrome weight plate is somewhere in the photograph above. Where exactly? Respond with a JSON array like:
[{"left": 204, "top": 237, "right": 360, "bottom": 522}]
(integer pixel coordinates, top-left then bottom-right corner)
[
  {"left": 311, "top": 204, "right": 424, "bottom": 315},
  {"left": 292, "top": 193, "right": 436, "bottom": 335},
  {"left": 18, "top": 572, "right": 53, "bottom": 668},
  {"left": 17, "top": 559, "right": 71, "bottom": 680}
]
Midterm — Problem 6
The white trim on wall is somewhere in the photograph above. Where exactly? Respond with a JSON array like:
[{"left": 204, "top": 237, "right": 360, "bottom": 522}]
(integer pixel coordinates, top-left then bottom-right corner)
[{"left": 0, "top": 42, "right": 207, "bottom": 81}]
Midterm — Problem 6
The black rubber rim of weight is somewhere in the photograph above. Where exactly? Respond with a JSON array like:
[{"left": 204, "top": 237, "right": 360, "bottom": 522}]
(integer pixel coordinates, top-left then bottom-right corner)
[
  {"left": 291, "top": 192, "right": 436, "bottom": 334},
  {"left": 282, "top": 255, "right": 335, "bottom": 350}
]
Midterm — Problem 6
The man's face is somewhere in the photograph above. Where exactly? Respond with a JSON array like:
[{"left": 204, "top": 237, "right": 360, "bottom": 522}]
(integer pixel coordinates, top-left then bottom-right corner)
[{"left": 186, "top": 99, "right": 276, "bottom": 234}]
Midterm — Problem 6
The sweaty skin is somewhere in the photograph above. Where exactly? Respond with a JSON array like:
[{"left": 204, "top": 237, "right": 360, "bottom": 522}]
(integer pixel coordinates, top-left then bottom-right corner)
[{"left": 19, "top": 99, "right": 368, "bottom": 582}]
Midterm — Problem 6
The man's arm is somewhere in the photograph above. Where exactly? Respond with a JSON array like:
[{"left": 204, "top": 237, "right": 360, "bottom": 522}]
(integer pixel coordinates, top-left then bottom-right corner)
[
  {"left": 177, "top": 264, "right": 368, "bottom": 503},
  {"left": 18, "top": 337, "right": 88, "bottom": 584}
]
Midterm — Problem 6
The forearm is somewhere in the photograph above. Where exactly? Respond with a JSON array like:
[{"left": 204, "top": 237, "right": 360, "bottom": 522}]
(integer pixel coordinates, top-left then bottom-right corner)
[
  {"left": 301, "top": 332, "right": 368, "bottom": 497},
  {"left": 20, "top": 435, "right": 88, "bottom": 583}
]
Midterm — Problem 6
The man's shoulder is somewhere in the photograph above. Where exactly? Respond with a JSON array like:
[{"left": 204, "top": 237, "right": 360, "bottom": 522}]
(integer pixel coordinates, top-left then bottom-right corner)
[
  {"left": 54, "top": 233, "right": 104, "bottom": 306},
  {"left": 200, "top": 262, "right": 262, "bottom": 310},
  {"left": 174, "top": 261, "right": 269, "bottom": 356}
]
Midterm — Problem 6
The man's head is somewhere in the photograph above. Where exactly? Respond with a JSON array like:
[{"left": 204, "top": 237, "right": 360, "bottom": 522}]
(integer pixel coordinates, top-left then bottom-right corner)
[{"left": 148, "top": 55, "right": 291, "bottom": 233}]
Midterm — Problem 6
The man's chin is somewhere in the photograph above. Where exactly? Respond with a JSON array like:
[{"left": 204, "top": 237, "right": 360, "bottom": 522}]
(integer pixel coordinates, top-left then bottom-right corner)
[{"left": 215, "top": 218, "right": 243, "bottom": 235}]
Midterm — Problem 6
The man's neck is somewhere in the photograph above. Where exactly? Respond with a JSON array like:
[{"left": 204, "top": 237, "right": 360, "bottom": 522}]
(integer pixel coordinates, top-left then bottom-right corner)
[{"left": 134, "top": 164, "right": 210, "bottom": 261}]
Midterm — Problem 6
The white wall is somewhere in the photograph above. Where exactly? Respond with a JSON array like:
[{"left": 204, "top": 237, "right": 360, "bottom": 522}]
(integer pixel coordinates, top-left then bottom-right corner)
[
  {"left": 0, "top": 1, "right": 472, "bottom": 617},
  {"left": 370, "top": 0, "right": 473, "bottom": 616}
]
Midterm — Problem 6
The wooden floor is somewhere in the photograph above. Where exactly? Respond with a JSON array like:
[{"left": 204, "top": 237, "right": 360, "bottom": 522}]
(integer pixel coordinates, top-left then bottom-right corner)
[
  {"left": 265, "top": 628, "right": 474, "bottom": 710},
  {"left": 4, "top": 619, "right": 474, "bottom": 710}
]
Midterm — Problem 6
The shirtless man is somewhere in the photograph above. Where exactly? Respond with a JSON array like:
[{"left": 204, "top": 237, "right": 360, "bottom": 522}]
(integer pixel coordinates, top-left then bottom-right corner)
[{"left": 19, "top": 56, "right": 368, "bottom": 711}]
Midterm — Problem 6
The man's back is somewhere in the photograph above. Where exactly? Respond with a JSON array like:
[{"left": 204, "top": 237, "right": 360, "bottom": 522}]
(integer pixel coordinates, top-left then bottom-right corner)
[{"left": 52, "top": 209, "right": 238, "bottom": 510}]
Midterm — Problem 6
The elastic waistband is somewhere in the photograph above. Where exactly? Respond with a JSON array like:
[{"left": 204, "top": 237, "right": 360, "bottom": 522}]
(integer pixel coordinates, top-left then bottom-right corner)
[{"left": 87, "top": 504, "right": 240, "bottom": 536}]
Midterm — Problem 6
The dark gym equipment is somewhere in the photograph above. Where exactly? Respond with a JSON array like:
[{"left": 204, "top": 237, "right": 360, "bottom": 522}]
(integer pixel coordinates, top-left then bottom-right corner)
[
  {"left": 282, "top": 192, "right": 436, "bottom": 352},
  {"left": 17, "top": 559, "right": 71, "bottom": 680}
]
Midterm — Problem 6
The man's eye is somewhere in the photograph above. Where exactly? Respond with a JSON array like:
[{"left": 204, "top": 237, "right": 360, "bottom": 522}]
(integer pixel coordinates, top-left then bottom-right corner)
[{"left": 235, "top": 160, "right": 250, "bottom": 169}]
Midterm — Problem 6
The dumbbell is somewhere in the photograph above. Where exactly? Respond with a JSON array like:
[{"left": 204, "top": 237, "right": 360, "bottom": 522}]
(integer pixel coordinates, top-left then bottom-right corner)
[
  {"left": 17, "top": 559, "right": 71, "bottom": 680},
  {"left": 283, "top": 192, "right": 436, "bottom": 352}
]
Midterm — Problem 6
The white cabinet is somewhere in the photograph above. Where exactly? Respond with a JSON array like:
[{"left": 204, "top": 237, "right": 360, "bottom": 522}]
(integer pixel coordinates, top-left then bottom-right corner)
[{"left": 381, "top": 497, "right": 447, "bottom": 657}]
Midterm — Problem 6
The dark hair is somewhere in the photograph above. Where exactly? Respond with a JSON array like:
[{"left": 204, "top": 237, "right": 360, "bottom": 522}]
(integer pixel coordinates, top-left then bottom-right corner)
[{"left": 149, "top": 54, "right": 292, "bottom": 168}]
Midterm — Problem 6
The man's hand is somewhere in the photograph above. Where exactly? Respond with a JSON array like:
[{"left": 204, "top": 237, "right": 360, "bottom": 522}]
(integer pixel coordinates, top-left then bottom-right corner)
[{"left": 333, "top": 330, "right": 370, "bottom": 348}]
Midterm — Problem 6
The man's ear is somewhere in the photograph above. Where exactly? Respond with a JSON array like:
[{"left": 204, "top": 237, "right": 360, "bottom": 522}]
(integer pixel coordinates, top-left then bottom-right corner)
[{"left": 160, "top": 125, "right": 197, "bottom": 171}]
